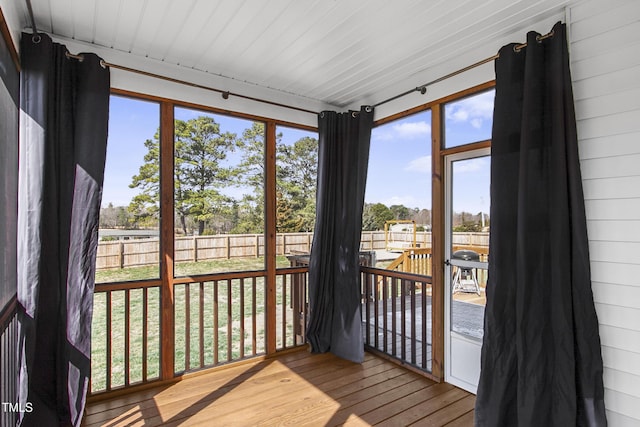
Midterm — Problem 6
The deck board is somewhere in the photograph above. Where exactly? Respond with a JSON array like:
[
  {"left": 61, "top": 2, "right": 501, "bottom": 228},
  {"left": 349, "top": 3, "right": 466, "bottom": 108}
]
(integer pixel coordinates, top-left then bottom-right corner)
[{"left": 83, "top": 349, "right": 475, "bottom": 426}]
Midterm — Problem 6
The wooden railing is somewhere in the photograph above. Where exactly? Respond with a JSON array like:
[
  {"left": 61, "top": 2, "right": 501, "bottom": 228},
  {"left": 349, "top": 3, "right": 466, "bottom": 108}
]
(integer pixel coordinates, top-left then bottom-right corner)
[
  {"left": 90, "top": 267, "right": 309, "bottom": 395},
  {"left": 386, "top": 248, "right": 433, "bottom": 276},
  {"left": 1, "top": 296, "right": 18, "bottom": 427},
  {"left": 361, "top": 267, "right": 433, "bottom": 374},
  {"left": 91, "top": 281, "right": 162, "bottom": 394},
  {"left": 89, "top": 253, "right": 438, "bottom": 396}
]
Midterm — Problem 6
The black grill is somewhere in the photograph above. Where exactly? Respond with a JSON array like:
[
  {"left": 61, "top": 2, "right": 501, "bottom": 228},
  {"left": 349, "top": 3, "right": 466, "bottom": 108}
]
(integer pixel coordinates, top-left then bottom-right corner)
[{"left": 452, "top": 249, "right": 480, "bottom": 262}]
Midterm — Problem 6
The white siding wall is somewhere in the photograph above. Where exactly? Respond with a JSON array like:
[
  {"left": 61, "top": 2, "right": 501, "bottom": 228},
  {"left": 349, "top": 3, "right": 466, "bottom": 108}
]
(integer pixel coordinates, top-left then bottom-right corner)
[{"left": 570, "top": 0, "right": 640, "bottom": 425}]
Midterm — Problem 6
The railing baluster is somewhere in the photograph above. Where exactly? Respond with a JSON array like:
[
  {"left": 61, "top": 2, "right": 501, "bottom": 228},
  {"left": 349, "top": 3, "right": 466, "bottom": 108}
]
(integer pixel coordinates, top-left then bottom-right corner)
[
  {"left": 302, "top": 272, "right": 308, "bottom": 346},
  {"left": 143, "top": 287, "right": 148, "bottom": 382},
  {"left": 213, "top": 280, "right": 218, "bottom": 365},
  {"left": 125, "top": 289, "right": 130, "bottom": 386},
  {"left": 400, "top": 277, "right": 406, "bottom": 362},
  {"left": 281, "top": 273, "right": 287, "bottom": 348},
  {"left": 364, "top": 271, "right": 370, "bottom": 346},
  {"left": 422, "top": 279, "right": 427, "bottom": 369},
  {"left": 252, "top": 277, "right": 257, "bottom": 355},
  {"left": 374, "top": 273, "right": 379, "bottom": 349},
  {"left": 409, "top": 282, "right": 418, "bottom": 365},
  {"left": 239, "top": 278, "right": 245, "bottom": 359},
  {"left": 199, "top": 281, "right": 205, "bottom": 369},
  {"left": 106, "top": 291, "right": 112, "bottom": 392},
  {"left": 382, "top": 276, "right": 388, "bottom": 352},
  {"left": 185, "top": 283, "right": 191, "bottom": 371},
  {"left": 227, "top": 279, "right": 232, "bottom": 362},
  {"left": 391, "top": 277, "right": 397, "bottom": 357}
]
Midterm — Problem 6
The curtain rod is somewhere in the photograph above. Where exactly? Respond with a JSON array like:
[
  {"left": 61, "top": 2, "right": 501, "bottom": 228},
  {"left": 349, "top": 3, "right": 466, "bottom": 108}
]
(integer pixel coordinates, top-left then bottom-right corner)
[
  {"left": 65, "top": 28, "right": 554, "bottom": 114},
  {"left": 25, "top": 0, "right": 41, "bottom": 42},
  {"left": 63, "top": 52, "right": 318, "bottom": 115},
  {"left": 374, "top": 29, "right": 555, "bottom": 108}
]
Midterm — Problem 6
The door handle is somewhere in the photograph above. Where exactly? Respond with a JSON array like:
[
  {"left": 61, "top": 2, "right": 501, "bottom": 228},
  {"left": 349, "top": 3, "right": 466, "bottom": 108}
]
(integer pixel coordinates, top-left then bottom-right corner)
[{"left": 444, "top": 259, "right": 451, "bottom": 266}]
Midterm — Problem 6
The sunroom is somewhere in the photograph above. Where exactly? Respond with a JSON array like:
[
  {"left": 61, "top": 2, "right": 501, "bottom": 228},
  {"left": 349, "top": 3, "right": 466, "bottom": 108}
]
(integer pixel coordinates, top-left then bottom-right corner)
[{"left": 0, "top": 0, "right": 638, "bottom": 426}]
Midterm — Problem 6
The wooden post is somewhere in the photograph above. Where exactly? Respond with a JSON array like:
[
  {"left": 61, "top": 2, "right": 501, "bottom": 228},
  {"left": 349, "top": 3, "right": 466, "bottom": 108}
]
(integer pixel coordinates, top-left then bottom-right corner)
[
  {"left": 431, "top": 104, "right": 445, "bottom": 380},
  {"left": 193, "top": 236, "right": 198, "bottom": 262},
  {"left": 255, "top": 234, "right": 259, "bottom": 258},
  {"left": 159, "top": 102, "right": 175, "bottom": 381},
  {"left": 119, "top": 241, "right": 125, "bottom": 269},
  {"left": 265, "top": 121, "right": 277, "bottom": 354}
]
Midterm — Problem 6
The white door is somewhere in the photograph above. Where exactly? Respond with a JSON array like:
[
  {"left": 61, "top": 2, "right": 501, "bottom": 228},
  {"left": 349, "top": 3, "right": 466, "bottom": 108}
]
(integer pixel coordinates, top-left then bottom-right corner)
[{"left": 444, "top": 148, "right": 490, "bottom": 394}]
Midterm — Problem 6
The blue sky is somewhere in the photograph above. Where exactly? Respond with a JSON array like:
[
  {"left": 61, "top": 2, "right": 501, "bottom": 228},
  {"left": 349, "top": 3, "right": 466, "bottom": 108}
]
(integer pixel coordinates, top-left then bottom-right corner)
[
  {"left": 366, "top": 89, "right": 494, "bottom": 213},
  {"left": 103, "top": 96, "right": 316, "bottom": 207},
  {"left": 103, "top": 90, "right": 494, "bottom": 215}
]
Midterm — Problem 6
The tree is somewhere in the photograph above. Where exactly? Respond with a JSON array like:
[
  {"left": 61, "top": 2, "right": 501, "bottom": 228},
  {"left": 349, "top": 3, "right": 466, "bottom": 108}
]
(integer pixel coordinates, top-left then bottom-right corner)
[
  {"left": 277, "top": 136, "right": 318, "bottom": 232},
  {"left": 130, "top": 116, "right": 237, "bottom": 235},
  {"left": 362, "top": 203, "right": 394, "bottom": 231},
  {"left": 233, "top": 122, "right": 268, "bottom": 233},
  {"left": 99, "top": 202, "right": 117, "bottom": 228},
  {"left": 413, "top": 208, "right": 431, "bottom": 227},
  {"left": 129, "top": 134, "right": 161, "bottom": 228},
  {"left": 389, "top": 204, "right": 411, "bottom": 220},
  {"left": 234, "top": 126, "right": 319, "bottom": 233}
]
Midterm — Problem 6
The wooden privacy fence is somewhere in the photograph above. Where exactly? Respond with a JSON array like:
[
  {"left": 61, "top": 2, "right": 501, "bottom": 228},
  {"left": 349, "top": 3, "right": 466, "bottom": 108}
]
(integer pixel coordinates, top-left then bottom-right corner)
[{"left": 96, "top": 231, "right": 489, "bottom": 271}]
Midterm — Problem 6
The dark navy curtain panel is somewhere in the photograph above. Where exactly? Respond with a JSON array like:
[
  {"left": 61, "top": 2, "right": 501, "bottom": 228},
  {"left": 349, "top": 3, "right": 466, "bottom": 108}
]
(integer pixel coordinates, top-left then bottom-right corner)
[
  {"left": 17, "top": 33, "right": 109, "bottom": 426},
  {"left": 475, "top": 23, "right": 606, "bottom": 426},
  {"left": 306, "top": 106, "right": 373, "bottom": 363}
]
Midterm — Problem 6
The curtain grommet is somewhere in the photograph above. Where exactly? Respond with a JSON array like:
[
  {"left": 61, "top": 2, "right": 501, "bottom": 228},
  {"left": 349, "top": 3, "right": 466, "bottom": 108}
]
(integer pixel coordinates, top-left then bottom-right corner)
[{"left": 32, "top": 34, "right": 41, "bottom": 44}]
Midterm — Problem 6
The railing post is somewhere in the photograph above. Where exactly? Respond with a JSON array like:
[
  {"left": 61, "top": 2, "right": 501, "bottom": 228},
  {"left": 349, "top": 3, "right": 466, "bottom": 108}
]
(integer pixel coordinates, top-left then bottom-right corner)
[
  {"left": 265, "top": 121, "right": 277, "bottom": 354},
  {"left": 431, "top": 103, "right": 445, "bottom": 380},
  {"left": 159, "top": 101, "right": 175, "bottom": 381}
]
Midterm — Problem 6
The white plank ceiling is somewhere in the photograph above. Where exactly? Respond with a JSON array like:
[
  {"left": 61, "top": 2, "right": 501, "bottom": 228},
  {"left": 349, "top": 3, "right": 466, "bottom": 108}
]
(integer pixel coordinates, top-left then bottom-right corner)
[{"left": 16, "top": 0, "right": 571, "bottom": 109}]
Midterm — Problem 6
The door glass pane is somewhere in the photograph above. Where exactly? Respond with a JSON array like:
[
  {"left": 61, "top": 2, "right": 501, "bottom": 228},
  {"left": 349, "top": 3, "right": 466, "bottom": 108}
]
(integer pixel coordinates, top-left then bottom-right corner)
[
  {"left": 450, "top": 155, "right": 490, "bottom": 338},
  {"left": 444, "top": 90, "right": 494, "bottom": 148}
]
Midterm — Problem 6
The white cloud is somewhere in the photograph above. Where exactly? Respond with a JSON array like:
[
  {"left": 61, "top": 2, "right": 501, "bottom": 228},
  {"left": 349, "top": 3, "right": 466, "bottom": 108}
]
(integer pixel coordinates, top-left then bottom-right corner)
[
  {"left": 372, "top": 120, "right": 431, "bottom": 142},
  {"left": 393, "top": 121, "right": 431, "bottom": 139},
  {"left": 454, "top": 157, "right": 489, "bottom": 174},
  {"left": 405, "top": 155, "right": 431, "bottom": 173},
  {"left": 445, "top": 90, "right": 495, "bottom": 128}
]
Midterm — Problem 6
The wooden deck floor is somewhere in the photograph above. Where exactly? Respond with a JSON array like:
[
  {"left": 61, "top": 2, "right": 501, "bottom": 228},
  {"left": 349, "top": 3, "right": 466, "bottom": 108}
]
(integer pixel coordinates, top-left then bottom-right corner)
[{"left": 83, "top": 349, "right": 475, "bottom": 426}]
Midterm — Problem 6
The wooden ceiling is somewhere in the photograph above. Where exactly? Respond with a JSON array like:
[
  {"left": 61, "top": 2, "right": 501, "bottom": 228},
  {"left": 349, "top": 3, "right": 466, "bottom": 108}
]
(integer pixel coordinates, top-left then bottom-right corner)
[{"left": 15, "top": 0, "right": 571, "bottom": 110}]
